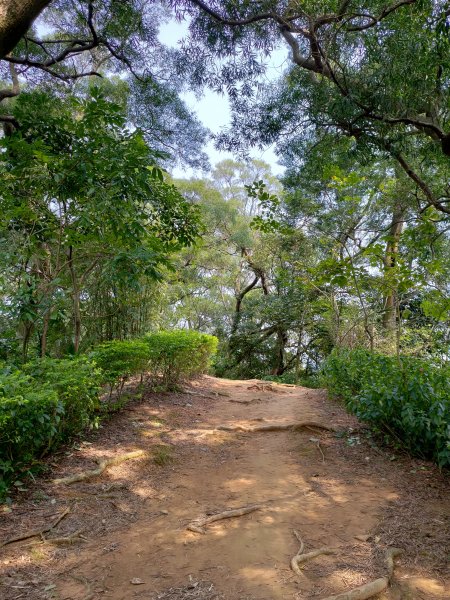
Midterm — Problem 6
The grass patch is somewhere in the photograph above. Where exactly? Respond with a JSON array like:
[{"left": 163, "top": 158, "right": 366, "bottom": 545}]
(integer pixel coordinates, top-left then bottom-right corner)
[{"left": 153, "top": 444, "right": 174, "bottom": 466}]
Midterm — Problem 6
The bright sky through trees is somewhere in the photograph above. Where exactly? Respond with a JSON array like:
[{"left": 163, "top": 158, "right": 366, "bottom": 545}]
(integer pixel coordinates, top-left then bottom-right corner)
[{"left": 159, "top": 17, "right": 288, "bottom": 177}]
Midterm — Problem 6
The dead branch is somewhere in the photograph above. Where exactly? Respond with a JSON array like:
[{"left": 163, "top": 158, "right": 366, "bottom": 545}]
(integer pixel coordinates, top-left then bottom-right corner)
[
  {"left": 310, "top": 436, "right": 326, "bottom": 462},
  {"left": 320, "top": 548, "right": 402, "bottom": 600},
  {"left": 187, "top": 504, "right": 263, "bottom": 534},
  {"left": 216, "top": 421, "right": 335, "bottom": 433},
  {"left": 1, "top": 507, "right": 70, "bottom": 547},
  {"left": 52, "top": 450, "right": 146, "bottom": 485},
  {"left": 291, "top": 530, "right": 335, "bottom": 577}
]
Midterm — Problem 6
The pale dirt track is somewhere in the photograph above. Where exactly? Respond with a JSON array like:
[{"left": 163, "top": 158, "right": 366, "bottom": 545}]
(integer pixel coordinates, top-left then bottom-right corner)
[{"left": 0, "top": 377, "right": 448, "bottom": 600}]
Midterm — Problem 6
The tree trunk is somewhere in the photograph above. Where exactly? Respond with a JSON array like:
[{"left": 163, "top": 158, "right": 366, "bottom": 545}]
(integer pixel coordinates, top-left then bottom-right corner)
[
  {"left": 67, "top": 247, "right": 81, "bottom": 353},
  {"left": 231, "top": 275, "right": 259, "bottom": 335},
  {"left": 382, "top": 205, "right": 406, "bottom": 331},
  {"left": 0, "top": 0, "right": 52, "bottom": 58},
  {"left": 272, "top": 328, "right": 288, "bottom": 375},
  {"left": 41, "top": 308, "right": 50, "bottom": 357}
]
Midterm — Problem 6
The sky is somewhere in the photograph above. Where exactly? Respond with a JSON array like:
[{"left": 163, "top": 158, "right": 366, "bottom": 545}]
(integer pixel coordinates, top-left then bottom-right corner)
[{"left": 159, "top": 19, "right": 289, "bottom": 178}]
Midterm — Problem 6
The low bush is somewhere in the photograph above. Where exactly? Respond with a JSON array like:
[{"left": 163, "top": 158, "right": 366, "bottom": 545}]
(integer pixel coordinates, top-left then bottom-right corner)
[
  {"left": 0, "top": 371, "right": 62, "bottom": 494},
  {"left": 23, "top": 357, "right": 101, "bottom": 437},
  {"left": 322, "top": 349, "right": 450, "bottom": 467},
  {"left": 144, "top": 330, "right": 218, "bottom": 388},
  {"left": 91, "top": 339, "right": 150, "bottom": 395},
  {"left": 0, "top": 357, "right": 102, "bottom": 496},
  {"left": 0, "top": 330, "right": 217, "bottom": 497}
]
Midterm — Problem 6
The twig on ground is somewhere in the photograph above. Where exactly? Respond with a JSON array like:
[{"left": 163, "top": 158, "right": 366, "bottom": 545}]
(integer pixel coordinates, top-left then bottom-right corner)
[
  {"left": 1, "top": 507, "right": 70, "bottom": 547},
  {"left": 52, "top": 450, "right": 146, "bottom": 485},
  {"left": 187, "top": 504, "right": 263, "bottom": 534}
]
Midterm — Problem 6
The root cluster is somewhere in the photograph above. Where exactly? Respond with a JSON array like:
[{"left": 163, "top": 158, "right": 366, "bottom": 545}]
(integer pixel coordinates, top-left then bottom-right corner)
[{"left": 289, "top": 532, "right": 403, "bottom": 600}]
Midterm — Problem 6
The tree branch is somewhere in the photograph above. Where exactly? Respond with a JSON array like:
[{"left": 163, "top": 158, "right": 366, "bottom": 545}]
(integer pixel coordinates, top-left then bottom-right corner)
[{"left": 0, "top": 61, "right": 19, "bottom": 101}]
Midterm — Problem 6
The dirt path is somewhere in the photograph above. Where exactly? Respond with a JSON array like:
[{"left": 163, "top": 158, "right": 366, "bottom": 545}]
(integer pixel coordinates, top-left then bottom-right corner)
[{"left": 1, "top": 377, "right": 448, "bottom": 600}]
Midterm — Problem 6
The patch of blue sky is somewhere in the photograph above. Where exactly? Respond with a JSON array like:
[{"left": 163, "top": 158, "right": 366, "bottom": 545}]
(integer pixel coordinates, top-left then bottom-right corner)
[{"left": 159, "top": 19, "right": 289, "bottom": 178}]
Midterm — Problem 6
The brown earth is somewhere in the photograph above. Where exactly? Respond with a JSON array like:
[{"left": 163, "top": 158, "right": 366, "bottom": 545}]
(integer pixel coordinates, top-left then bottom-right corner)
[{"left": 0, "top": 376, "right": 448, "bottom": 600}]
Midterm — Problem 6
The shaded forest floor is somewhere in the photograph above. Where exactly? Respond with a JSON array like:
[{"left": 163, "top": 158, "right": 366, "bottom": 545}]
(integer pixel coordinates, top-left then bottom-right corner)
[{"left": 0, "top": 376, "right": 448, "bottom": 600}]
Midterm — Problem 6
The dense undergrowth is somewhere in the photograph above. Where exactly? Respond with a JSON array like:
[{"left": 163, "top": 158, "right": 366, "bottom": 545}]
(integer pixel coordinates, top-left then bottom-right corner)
[
  {"left": 321, "top": 349, "right": 450, "bottom": 468},
  {"left": 0, "top": 331, "right": 217, "bottom": 499}
]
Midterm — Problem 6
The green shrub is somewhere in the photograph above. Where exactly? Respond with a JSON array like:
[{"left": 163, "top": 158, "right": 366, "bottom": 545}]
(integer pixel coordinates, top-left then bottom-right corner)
[
  {"left": 0, "top": 357, "right": 103, "bottom": 496},
  {"left": 144, "top": 330, "right": 218, "bottom": 388},
  {"left": 91, "top": 339, "right": 150, "bottom": 395},
  {"left": 0, "top": 371, "right": 63, "bottom": 492},
  {"left": 0, "top": 331, "right": 217, "bottom": 497},
  {"left": 322, "top": 349, "right": 450, "bottom": 467},
  {"left": 22, "top": 357, "right": 102, "bottom": 437}
]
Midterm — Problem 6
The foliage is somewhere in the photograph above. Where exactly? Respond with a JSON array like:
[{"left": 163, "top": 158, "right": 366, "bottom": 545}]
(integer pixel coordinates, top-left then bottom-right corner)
[
  {"left": 22, "top": 357, "right": 102, "bottom": 436},
  {"left": 0, "top": 89, "right": 201, "bottom": 360},
  {"left": 91, "top": 339, "right": 150, "bottom": 394},
  {"left": 0, "top": 371, "right": 61, "bottom": 495},
  {"left": 322, "top": 349, "right": 450, "bottom": 467},
  {"left": 144, "top": 330, "right": 218, "bottom": 388},
  {"left": 0, "top": 329, "right": 216, "bottom": 497},
  {"left": 0, "top": 356, "right": 102, "bottom": 496}
]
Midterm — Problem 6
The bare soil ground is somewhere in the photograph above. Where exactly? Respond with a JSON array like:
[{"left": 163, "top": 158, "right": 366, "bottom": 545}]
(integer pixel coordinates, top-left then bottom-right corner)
[{"left": 0, "top": 377, "right": 448, "bottom": 600}]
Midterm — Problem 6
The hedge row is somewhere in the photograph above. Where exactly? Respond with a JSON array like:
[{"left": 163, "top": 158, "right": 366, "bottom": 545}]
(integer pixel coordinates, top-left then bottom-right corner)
[
  {"left": 322, "top": 349, "right": 450, "bottom": 467},
  {"left": 0, "top": 331, "right": 217, "bottom": 496},
  {"left": 91, "top": 330, "right": 218, "bottom": 392}
]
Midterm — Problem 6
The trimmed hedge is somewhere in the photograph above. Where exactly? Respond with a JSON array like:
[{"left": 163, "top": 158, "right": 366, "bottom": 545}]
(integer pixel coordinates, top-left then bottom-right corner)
[
  {"left": 0, "top": 357, "right": 101, "bottom": 496},
  {"left": 144, "top": 330, "right": 218, "bottom": 387},
  {"left": 22, "top": 357, "right": 101, "bottom": 436},
  {"left": 91, "top": 339, "right": 150, "bottom": 395},
  {"left": 322, "top": 348, "right": 450, "bottom": 467},
  {"left": 0, "top": 330, "right": 218, "bottom": 496}
]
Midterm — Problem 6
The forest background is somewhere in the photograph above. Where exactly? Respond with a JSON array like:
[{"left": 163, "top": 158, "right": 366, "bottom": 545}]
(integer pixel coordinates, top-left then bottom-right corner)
[{"left": 0, "top": 0, "right": 449, "bottom": 486}]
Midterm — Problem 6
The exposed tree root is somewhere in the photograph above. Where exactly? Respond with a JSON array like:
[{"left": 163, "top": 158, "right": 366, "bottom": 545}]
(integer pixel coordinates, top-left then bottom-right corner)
[
  {"left": 45, "top": 528, "right": 87, "bottom": 545},
  {"left": 290, "top": 531, "right": 335, "bottom": 577},
  {"left": 229, "top": 398, "right": 260, "bottom": 405},
  {"left": 187, "top": 504, "right": 263, "bottom": 534},
  {"left": 53, "top": 450, "right": 146, "bottom": 485},
  {"left": 1, "top": 507, "right": 70, "bottom": 547},
  {"left": 216, "top": 421, "right": 335, "bottom": 433},
  {"left": 320, "top": 548, "right": 403, "bottom": 600},
  {"left": 182, "top": 389, "right": 217, "bottom": 400},
  {"left": 247, "top": 383, "right": 285, "bottom": 393}
]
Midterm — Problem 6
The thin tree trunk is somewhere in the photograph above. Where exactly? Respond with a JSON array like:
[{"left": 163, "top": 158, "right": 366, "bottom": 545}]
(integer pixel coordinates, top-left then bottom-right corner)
[
  {"left": 67, "top": 247, "right": 81, "bottom": 353},
  {"left": 231, "top": 275, "right": 259, "bottom": 335},
  {"left": 272, "top": 328, "right": 288, "bottom": 375},
  {"left": 41, "top": 308, "right": 50, "bottom": 357},
  {"left": 382, "top": 205, "right": 406, "bottom": 331}
]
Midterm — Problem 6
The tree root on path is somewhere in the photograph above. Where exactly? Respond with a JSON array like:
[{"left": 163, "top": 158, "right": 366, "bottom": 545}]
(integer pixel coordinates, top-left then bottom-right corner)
[
  {"left": 229, "top": 398, "right": 260, "bottom": 405},
  {"left": 320, "top": 548, "right": 403, "bottom": 600},
  {"left": 216, "top": 421, "right": 335, "bottom": 433},
  {"left": 247, "top": 383, "right": 285, "bottom": 393},
  {"left": 52, "top": 450, "right": 146, "bottom": 485},
  {"left": 291, "top": 531, "right": 335, "bottom": 577},
  {"left": 44, "top": 528, "right": 87, "bottom": 545},
  {"left": 187, "top": 504, "right": 263, "bottom": 534},
  {"left": 1, "top": 507, "right": 70, "bottom": 547}
]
